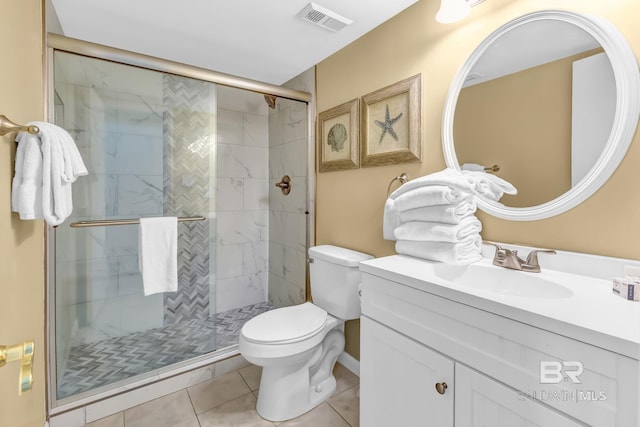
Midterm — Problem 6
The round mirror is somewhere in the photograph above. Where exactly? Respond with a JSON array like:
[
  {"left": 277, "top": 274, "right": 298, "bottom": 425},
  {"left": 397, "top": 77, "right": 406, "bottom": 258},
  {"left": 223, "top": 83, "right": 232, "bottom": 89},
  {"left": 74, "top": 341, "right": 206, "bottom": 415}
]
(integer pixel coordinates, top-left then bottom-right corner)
[{"left": 442, "top": 10, "right": 640, "bottom": 220}]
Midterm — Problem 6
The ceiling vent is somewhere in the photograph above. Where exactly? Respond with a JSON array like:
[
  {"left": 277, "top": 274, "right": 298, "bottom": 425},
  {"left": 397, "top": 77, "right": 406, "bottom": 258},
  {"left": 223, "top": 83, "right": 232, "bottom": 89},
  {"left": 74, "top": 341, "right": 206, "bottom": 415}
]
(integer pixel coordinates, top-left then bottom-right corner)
[{"left": 298, "top": 3, "right": 353, "bottom": 32}]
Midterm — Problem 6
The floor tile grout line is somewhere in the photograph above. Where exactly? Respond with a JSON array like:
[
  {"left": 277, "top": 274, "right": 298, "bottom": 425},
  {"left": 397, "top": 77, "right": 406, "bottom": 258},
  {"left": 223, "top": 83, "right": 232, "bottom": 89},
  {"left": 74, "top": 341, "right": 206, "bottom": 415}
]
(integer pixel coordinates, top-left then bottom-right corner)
[
  {"left": 326, "top": 401, "right": 353, "bottom": 427},
  {"left": 183, "top": 388, "right": 202, "bottom": 427},
  {"left": 237, "top": 369, "right": 254, "bottom": 392},
  {"left": 328, "top": 383, "right": 360, "bottom": 427}
]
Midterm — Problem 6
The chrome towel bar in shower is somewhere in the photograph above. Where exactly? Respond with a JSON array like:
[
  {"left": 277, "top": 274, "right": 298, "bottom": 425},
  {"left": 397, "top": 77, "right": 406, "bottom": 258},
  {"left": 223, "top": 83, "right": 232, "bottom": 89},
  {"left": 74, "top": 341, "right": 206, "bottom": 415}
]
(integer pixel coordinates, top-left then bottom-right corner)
[{"left": 69, "top": 215, "right": 206, "bottom": 228}]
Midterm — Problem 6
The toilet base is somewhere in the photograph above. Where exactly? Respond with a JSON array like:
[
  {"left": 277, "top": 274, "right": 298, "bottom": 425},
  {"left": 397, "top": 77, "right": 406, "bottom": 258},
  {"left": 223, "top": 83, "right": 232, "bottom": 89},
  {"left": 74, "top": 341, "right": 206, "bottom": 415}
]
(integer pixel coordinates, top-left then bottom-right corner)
[{"left": 254, "top": 329, "right": 344, "bottom": 422}]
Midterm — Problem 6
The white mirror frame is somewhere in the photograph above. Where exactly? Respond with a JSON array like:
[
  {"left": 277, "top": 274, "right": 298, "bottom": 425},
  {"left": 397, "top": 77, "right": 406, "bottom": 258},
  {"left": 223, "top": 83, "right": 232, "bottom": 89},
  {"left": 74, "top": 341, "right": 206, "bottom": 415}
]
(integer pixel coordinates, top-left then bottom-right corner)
[{"left": 442, "top": 10, "right": 640, "bottom": 221}]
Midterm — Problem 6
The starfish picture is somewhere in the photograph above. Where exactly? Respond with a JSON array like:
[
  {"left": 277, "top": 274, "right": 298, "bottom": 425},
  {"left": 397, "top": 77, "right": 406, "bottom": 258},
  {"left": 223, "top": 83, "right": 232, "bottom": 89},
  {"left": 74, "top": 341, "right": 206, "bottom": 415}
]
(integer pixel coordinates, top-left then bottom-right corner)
[{"left": 374, "top": 104, "right": 403, "bottom": 144}]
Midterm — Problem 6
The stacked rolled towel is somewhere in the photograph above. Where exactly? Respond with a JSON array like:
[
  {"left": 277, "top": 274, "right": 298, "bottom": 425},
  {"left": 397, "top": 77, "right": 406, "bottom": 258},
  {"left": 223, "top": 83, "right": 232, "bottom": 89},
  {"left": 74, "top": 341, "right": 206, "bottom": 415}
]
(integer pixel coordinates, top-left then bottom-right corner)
[{"left": 383, "top": 168, "right": 517, "bottom": 265}]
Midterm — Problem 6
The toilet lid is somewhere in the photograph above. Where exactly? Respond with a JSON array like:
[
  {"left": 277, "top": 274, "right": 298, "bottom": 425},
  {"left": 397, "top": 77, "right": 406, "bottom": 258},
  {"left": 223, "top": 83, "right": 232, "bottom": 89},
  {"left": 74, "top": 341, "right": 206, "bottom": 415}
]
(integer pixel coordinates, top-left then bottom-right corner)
[{"left": 242, "top": 302, "right": 327, "bottom": 344}]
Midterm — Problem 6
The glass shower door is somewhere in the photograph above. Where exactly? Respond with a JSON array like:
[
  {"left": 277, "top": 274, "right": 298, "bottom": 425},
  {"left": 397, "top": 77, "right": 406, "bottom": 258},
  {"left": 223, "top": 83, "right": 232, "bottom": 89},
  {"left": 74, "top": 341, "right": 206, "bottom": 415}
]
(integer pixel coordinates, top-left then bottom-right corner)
[
  {"left": 50, "top": 48, "right": 311, "bottom": 407},
  {"left": 52, "top": 51, "right": 218, "bottom": 401}
]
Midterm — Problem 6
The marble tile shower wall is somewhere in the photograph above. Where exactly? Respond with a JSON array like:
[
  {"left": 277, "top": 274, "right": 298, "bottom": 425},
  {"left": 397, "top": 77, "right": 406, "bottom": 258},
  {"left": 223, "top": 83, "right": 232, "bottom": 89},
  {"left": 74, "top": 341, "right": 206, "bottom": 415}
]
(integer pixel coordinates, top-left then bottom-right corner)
[
  {"left": 268, "top": 98, "right": 308, "bottom": 308},
  {"left": 55, "top": 65, "right": 165, "bottom": 349},
  {"left": 215, "top": 107, "right": 270, "bottom": 313}
]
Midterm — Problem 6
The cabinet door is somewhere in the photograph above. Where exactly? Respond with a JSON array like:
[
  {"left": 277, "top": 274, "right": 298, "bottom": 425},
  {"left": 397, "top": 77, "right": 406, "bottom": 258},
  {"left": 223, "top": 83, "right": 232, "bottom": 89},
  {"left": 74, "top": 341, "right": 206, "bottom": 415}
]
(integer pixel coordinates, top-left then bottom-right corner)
[
  {"left": 455, "top": 364, "right": 584, "bottom": 427},
  {"left": 361, "top": 316, "right": 454, "bottom": 427}
]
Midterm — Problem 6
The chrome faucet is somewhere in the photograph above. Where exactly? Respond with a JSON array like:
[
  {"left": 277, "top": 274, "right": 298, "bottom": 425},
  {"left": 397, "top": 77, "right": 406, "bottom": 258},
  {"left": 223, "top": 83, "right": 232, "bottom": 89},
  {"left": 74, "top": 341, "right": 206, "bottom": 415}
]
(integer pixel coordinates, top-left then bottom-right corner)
[{"left": 483, "top": 241, "right": 556, "bottom": 273}]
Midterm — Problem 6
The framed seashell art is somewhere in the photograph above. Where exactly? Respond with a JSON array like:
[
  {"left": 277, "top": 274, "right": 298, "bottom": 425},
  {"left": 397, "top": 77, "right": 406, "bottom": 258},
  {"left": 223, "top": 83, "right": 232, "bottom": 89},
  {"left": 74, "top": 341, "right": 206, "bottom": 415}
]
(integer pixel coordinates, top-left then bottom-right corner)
[
  {"left": 318, "top": 98, "right": 360, "bottom": 172},
  {"left": 360, "top": 74, "right": 422, "bottom": 167}
]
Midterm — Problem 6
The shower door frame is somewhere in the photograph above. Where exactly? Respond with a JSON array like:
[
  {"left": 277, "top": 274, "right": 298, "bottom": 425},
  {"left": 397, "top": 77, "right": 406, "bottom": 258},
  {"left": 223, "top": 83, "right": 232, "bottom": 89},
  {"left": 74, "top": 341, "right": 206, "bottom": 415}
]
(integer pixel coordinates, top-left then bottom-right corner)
[{"left": 45, "top": 33, "right": 315, "bottom": 415}]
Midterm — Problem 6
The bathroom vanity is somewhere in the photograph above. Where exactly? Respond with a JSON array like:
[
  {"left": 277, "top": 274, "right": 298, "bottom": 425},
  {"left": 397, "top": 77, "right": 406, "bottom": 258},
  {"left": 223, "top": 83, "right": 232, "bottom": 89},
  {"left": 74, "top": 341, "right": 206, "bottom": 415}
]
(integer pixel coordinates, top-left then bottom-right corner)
[
  {"left": 359, "top": 250, "right": 640, "bottom": 427},
  {"left": 359, "top": 8, "right": 640, "bottom": 426}
]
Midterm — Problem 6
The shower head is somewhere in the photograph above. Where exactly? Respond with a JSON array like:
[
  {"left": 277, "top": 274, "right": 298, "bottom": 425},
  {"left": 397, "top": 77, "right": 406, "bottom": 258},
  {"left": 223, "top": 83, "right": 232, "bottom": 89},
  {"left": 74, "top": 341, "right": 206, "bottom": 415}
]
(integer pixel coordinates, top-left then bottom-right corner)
[{"left": 264, "top": 94, "right": 277, "bottom": 109}]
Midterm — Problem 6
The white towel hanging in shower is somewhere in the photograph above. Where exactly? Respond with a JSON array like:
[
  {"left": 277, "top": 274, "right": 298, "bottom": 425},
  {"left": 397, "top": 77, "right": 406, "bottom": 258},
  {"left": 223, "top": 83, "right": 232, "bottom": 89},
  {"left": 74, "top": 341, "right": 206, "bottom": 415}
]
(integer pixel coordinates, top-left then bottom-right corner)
[{"left": 138, "top": 217, "right": 178, "bottom": 295}]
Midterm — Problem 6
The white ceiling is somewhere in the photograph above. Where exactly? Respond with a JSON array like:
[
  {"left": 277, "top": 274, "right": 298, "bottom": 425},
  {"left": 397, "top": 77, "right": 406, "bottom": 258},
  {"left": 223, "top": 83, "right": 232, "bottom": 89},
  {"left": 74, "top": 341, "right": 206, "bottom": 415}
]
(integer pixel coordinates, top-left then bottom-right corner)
[{"left": 49, "top": 0, "right": 419, "bottom": 86}]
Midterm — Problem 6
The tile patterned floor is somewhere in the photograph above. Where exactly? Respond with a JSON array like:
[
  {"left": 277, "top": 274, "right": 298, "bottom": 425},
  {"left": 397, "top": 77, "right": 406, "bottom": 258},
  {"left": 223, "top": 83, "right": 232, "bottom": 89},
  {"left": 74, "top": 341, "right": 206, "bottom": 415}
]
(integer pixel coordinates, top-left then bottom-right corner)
[
  {"left": 58, "top": 302, "right": 272, "bottom": 398},
  {"left": 84, "top": 363, "right": 359, "bottom": 427}
]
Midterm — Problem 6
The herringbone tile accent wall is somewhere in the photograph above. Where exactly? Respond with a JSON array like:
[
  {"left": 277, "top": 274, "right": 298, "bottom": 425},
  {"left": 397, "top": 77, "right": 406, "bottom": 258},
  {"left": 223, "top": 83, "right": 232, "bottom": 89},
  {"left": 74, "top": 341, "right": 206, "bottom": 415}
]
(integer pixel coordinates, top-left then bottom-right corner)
[{"left": 162, "top": 75, "right": 216, "bottom": 325}]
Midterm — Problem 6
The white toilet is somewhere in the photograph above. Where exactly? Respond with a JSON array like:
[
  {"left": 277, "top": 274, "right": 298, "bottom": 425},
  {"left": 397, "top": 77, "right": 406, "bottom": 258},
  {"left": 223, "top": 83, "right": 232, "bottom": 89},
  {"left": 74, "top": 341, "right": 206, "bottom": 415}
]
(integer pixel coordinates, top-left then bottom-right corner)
[{"left": 239, "top": 245, "right": 373, "bottom": 422}]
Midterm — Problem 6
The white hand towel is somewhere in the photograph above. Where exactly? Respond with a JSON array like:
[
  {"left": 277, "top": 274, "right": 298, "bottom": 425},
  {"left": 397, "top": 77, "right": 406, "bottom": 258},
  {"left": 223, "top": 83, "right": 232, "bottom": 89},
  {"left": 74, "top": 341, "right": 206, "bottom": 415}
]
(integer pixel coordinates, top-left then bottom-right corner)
[
  {"left": 12, "top": 122, "right": 88, "bottom": 226},
  {"left": 389, "top": 168, "right": 476, "bottom": 200},
  {"left": 11, "top": 131, "right": 26, "bottom": 212},
  {"left": 394, "top": 185, "right": 471, "bottom": 213},
  {"left": 12, "top": 131, "right": 44, "bottom": 219},
  {"left": 393, "top": 216, "right": 482, "bottom": 243},
  {"left": 40, "top": 124, "right": 70, "bottom": 225},
  {"left": 395, "top": 236, "right": 483, "bottom": 265},
  {"left": 138, "top": 217, "right": 178, "bottom": 296},
  {"left": 52, "top": 124, "right": 88, "bottom": 183},
  {"left": 399, "top": 198, "right": 477, "bottom": 225},
  {"left": 462, "top": 170, "right": 517, "bottom": 201}
]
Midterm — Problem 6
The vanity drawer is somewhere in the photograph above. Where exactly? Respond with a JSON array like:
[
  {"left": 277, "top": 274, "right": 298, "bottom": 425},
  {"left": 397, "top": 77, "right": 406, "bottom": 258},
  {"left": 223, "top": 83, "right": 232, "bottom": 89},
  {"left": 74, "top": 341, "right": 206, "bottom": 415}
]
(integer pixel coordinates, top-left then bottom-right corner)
[{"left": 360, "top": 272, "right": 638, "bottom": 427}]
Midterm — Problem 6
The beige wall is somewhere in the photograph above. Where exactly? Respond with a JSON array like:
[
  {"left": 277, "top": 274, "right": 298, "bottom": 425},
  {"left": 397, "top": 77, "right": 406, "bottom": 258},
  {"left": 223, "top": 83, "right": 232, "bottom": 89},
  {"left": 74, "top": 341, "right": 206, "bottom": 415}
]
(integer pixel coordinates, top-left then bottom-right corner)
[
  {"left": 455, "top": 49, "right": 602, "bottom": 207},
  {"left": 0, "top": 1, "right": 46, "bottom": 426},
  {"left": 316, "top": 0, "right": 640, "bottom": 358}
]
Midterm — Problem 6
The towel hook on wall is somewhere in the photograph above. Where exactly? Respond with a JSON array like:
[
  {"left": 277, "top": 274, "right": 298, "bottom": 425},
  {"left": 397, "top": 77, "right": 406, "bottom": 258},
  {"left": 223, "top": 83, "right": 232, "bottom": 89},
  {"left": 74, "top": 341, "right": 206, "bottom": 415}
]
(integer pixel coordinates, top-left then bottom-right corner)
[{"left": 0, "top": 115, "right": 39, "bottom": 136}]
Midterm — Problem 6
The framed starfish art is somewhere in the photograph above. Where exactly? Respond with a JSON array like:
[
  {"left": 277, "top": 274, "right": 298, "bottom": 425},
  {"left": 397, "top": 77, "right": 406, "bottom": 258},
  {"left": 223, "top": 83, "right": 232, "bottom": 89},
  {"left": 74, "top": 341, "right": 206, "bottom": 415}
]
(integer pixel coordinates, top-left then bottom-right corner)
[
  {"left": 317, "top": 98, "right": 360, "bottom": 172},
  {"left": 360, "top": 74, "right": 421, "bottom": 167}
]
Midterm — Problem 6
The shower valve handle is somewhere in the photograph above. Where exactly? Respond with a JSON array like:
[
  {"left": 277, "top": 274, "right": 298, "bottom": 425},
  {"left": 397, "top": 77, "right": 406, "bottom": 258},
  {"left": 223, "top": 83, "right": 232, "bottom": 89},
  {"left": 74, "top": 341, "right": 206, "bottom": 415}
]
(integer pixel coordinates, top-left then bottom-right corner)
[{"left": 275, "top": 175, "right": 291, "bottom": 195}]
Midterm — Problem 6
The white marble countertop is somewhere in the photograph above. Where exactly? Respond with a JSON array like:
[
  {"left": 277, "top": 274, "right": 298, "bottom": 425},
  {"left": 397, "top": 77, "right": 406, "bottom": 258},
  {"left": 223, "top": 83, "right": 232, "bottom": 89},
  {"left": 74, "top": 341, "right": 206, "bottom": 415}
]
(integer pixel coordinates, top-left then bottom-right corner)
[{"left": 359, "top": 247, "right": 640, "bottom": 360}]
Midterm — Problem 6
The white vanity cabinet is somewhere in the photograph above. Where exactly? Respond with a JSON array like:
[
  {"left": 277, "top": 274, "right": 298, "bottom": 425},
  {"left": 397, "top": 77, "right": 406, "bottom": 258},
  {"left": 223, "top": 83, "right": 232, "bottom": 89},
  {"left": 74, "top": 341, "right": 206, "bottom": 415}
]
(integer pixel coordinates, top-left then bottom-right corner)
[
  {"left": 360, "top": 316, "right": 454, "bottom": 426},
  {"left": 359, "top": 255, "right": 640, "bottom": 427},
  {"left": 455, "top": 364, "right": 582, "bottom": 426}
]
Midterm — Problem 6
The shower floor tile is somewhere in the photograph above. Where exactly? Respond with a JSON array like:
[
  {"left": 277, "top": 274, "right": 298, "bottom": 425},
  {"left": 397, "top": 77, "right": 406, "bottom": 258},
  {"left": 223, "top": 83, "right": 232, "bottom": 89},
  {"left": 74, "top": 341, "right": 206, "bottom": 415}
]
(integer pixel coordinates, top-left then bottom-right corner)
[{"left": 57, "top": 302, "right": 271, "bottom": 399}]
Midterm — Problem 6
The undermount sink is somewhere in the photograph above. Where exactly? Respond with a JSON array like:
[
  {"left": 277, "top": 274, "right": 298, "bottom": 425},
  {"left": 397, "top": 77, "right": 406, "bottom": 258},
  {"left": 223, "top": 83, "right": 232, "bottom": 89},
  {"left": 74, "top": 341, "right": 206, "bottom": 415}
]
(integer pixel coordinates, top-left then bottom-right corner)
[{"left": 431, "top": 261, "right": 574, "bottom": 299}]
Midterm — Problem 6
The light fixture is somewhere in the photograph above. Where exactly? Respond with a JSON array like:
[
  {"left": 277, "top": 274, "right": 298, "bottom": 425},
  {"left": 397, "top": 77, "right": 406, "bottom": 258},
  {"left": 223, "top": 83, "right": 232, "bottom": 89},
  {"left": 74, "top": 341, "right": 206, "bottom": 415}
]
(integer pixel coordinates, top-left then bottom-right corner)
[{"left": 436, "top": 0, "right": 484, "bottom": 24}]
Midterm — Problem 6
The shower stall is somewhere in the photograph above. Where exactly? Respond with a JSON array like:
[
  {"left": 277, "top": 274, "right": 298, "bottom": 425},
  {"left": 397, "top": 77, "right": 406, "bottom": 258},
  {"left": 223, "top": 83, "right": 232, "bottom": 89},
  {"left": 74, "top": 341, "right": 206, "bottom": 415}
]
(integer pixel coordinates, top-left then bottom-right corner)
[{"left": 47, "top": 36, "right": 313, "bottom": 410}]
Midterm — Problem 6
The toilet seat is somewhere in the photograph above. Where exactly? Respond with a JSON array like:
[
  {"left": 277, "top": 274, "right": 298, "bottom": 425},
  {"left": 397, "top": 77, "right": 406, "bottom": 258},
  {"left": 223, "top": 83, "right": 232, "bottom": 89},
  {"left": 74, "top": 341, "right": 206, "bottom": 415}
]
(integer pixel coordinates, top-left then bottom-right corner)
[{"left": 241, "top": 302, "right": 327, "bottom": 344}]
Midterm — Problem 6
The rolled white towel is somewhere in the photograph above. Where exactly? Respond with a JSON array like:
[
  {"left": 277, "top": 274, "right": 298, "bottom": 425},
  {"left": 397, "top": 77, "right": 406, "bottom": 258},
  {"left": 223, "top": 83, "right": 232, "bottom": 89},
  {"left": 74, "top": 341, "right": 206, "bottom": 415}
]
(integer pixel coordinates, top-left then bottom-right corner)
[
  {"left": 399, "top": 198, "right": 477, "bottom": 225},
  {"left": 383, "top": 198, "right": 400, "bottom": 240},
  {"left": 394, "top": 185, "right": 471, "bottom": 213},
  {"left": 393, "top": 216, "right": 482, "bottom": 243},
  {"left": 389, "top": 168, "right": 476, "bottom": 200},
  {"left": 395, "top": 235, "right": 483, "bottom": 265},
  {"left": 462, "top": 170, "right": 517, "bottom": 201}
]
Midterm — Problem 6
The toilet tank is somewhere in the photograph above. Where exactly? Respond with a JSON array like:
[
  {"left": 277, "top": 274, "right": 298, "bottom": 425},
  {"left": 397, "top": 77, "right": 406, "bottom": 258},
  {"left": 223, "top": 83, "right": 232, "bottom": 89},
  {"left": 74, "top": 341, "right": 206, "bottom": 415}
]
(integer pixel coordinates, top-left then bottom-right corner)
[{"left": 308, "top": 245, "right": 374, "bottom": 320}]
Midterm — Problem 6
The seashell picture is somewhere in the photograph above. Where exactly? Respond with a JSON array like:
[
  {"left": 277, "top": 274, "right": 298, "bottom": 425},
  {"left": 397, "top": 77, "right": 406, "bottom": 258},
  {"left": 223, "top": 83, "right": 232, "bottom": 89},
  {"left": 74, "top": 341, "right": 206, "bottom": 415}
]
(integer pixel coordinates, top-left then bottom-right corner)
[
  {"left": 318, "top": 99, "right": 359, "bottom": 172},
  {"left": 327, "top": 123, "right": 347, "bottom": 152}
]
